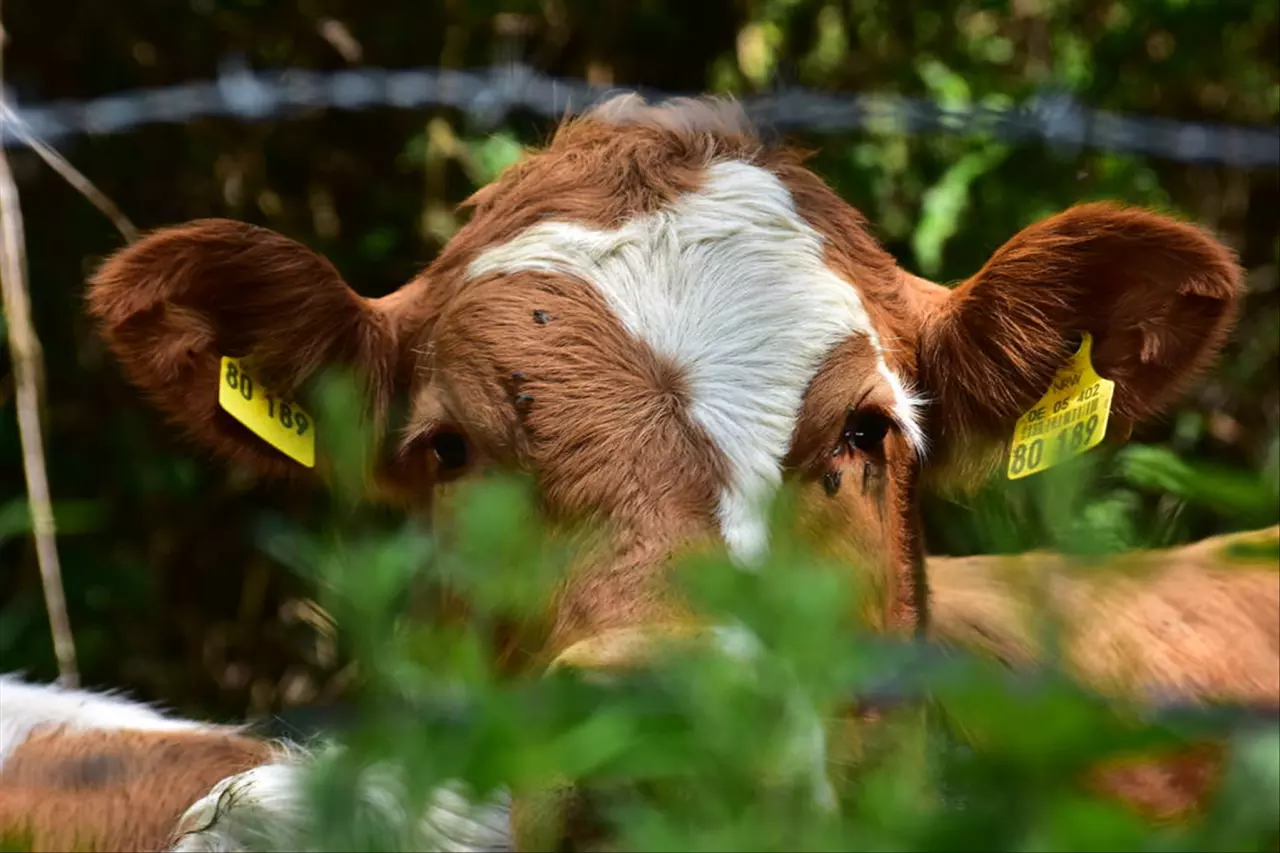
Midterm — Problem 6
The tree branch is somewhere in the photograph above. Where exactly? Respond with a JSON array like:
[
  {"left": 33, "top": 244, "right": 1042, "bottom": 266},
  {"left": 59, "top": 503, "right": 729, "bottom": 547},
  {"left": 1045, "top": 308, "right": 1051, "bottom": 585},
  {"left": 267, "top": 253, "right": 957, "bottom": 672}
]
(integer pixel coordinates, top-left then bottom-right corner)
[{"left": 0, "top": 6, "right": 78, "bottom": 687}]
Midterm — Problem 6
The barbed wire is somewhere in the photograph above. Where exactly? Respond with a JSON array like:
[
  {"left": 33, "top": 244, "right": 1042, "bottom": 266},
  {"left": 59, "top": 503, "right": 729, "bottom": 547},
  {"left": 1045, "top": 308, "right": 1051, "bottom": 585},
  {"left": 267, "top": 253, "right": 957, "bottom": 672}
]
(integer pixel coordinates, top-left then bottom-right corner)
[{"left": 2, "top": 59, "right": 1277, "bottom": 167}]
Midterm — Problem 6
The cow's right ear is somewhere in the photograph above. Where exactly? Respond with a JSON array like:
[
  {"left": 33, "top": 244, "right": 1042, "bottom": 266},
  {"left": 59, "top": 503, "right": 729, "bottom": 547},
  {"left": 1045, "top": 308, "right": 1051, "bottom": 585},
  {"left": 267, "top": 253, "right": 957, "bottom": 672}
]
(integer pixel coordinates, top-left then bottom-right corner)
[{"left": 87, "top": 219, "right": 415, "bottom": 480}]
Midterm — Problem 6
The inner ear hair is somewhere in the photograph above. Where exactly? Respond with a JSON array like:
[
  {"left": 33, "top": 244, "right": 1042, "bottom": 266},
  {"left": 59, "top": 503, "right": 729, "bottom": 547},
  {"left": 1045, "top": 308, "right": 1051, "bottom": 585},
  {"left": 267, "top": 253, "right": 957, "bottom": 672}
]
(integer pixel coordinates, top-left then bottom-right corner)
[
  {"left": 917, "top": 202, "right": 1244, "bottom": 490},
  {"left": 86, "top": 219, "right": 409, "bottom": 480}
]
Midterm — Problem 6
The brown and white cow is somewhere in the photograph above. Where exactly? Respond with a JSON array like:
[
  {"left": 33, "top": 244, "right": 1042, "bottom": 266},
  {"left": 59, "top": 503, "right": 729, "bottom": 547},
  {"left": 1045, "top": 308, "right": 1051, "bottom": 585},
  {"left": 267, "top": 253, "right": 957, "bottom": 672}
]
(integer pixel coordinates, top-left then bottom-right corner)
[{"left": 2, "top": 94, "right": 1276, "bottom": 852}]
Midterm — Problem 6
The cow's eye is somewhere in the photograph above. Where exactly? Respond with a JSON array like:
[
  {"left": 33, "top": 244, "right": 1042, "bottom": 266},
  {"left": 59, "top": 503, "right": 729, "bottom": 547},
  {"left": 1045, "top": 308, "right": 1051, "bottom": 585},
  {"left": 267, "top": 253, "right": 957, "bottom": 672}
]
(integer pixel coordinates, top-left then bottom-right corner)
[
  {"left": 430, "top": 429, "right": 470, "bottom": 477},
  {"left": 843, "top": 409, "right": 892, "bottom": 454}
]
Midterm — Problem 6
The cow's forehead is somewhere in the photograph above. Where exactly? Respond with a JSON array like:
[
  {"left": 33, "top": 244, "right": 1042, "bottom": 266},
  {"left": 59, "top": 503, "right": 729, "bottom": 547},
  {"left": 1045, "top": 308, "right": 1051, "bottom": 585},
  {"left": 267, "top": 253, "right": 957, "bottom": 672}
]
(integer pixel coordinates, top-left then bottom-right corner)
[{"left": 459, "top": 158, "right": 925, "bottom": 564}]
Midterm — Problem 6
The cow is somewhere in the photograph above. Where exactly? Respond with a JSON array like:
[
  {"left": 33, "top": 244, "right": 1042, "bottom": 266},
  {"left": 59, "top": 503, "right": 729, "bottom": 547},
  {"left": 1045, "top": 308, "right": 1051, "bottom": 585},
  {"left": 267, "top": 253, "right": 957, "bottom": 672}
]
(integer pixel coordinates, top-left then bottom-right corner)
[{"left": 2, "top": 94, "right": 1276, "bottom": 852}]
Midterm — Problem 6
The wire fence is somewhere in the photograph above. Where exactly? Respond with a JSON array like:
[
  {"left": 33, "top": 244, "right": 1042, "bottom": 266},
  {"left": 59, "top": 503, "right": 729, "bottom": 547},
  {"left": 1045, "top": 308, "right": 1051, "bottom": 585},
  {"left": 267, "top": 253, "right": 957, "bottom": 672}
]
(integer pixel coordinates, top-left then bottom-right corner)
[{"left": 3, "top": 59, "right": 1278, "bottom": 167}]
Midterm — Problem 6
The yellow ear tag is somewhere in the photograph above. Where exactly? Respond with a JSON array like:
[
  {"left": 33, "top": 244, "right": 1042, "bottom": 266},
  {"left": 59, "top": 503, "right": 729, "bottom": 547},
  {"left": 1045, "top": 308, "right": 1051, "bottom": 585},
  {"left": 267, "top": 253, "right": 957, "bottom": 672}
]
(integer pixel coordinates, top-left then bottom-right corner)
[
  {"left": 217, "top": 356, "right": 316, "bottom": 468},
  {"left": 1006, "top": 333, "right": 1115, "bottom": 480}
]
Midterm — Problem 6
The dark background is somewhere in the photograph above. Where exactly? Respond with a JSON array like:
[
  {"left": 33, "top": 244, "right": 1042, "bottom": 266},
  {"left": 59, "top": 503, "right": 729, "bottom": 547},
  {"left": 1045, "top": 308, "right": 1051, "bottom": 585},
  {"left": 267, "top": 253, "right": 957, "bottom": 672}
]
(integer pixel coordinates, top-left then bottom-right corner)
[{"left": 1, "top": 0, "right": 1276, "bottom": 723}]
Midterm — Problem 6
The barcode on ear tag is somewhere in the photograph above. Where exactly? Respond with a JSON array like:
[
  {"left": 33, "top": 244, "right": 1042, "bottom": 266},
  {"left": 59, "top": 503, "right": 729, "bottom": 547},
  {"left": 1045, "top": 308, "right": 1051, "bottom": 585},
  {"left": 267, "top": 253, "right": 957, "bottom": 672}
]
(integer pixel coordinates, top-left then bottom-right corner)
[
  {"left": 217, "top": 356, "right": 316, "bottom": 468},
  {"left": 1006, "top": 333, "right": 1115, "bottom": 480}
]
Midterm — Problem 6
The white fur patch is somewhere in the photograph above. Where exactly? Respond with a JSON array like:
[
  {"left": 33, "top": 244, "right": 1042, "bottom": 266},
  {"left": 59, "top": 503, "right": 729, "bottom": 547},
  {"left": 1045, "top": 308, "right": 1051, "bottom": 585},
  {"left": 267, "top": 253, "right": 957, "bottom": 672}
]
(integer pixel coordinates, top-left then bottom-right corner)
[
  {"left": 169, "top": 750, "right": 513, "bottom": 853},
  {"left": 169, "top": 762, "right": 309, "bottom": 852},
  {"left": 0, "top": 673, "right": 210, "bottom": 766},
  {"left": 468, "top": 159, "right": 925, "bottom": 565},
  {"left": 2, "top": 675, "right": 513, "bottom": 850}
]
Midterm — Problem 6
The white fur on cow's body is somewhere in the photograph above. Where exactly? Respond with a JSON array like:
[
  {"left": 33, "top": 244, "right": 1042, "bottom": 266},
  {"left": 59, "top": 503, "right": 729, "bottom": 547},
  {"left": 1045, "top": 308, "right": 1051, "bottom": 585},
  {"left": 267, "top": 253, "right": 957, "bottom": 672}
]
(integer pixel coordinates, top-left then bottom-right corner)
[
  {"left": 2, "top": 626, "right": 832, "bottom": 852},
  {"left": 0, "top": 672, "right": 213, "bottom": 766},
  {"left": 168, "top": 754, "right": 513, "bottom": 853},
  {"left": 0, "top": 674, "right": 512, "bottom": 852},
  {"left": 468, "top": 159, "right": 926, "bottom": 566}
]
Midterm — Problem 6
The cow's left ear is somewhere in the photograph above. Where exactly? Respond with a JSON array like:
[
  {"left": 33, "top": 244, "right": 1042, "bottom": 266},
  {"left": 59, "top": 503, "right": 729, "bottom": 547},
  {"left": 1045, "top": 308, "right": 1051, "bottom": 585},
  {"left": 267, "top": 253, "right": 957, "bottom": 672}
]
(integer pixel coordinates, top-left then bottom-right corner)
[{"left": 917, "top": 202, "right": 1244, "bottom": 483}]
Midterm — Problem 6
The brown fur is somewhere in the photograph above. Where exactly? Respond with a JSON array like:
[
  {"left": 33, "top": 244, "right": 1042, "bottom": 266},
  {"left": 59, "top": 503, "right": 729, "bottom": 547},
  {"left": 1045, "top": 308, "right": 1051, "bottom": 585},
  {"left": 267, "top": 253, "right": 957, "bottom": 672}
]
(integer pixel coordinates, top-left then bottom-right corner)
[
  {"left": 419, "top": 269, "right": 729, "bottom": 654},
  {"left": 78, "top": 93, "right": 1273, "bottom": 848},
  {"left": 0, "top": 728, "right": 274, "bottom": 852},
  {"left": 918, "top": 203, "right": 1243, "bottom": 488},
  {"left": 85, "top": 220, "right": 408, "bottom": 482},
  {"left": 928, "top": 525, "right": 1280, "bottom": 703},
  {"left": 1090, "top": 745, "right": 1228, "bottom": 823},
  {"left": 926, "top": 525, "right": 1279, "bottom": 824}
]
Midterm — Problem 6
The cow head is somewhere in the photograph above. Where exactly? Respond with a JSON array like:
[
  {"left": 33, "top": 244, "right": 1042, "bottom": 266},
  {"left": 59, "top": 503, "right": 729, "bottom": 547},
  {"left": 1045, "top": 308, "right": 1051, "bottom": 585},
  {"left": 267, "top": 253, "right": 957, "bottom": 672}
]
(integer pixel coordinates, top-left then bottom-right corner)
[{"left": 86, "top": 95, "right": 1243, "bottom": 846}]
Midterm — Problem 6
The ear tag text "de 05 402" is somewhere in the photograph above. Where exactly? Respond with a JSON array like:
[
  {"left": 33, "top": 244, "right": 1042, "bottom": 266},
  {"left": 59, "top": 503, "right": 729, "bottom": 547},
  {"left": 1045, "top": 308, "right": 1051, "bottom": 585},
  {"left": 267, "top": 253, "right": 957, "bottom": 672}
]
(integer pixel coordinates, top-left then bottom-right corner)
[{"left": 1006, "top": 333, "right": 1115, "bottom": 480}]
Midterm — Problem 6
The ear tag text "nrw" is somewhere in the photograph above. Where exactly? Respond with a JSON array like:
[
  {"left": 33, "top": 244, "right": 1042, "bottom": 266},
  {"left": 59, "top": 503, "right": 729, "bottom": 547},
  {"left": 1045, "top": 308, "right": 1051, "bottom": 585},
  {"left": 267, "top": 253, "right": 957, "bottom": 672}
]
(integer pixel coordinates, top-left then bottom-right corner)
[
  {"left": 217, "top": 356, "right": 316, "bottom": 468},
  {"left": 1006, "top": 333, "right": 1115, "bottom": 480}
]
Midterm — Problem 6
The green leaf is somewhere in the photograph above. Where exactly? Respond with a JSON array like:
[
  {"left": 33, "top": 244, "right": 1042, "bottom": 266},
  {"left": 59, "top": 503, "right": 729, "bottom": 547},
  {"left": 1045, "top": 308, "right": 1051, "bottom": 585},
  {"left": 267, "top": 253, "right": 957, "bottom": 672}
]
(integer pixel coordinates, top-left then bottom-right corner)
[
  {"left": 912, "top": 144, "right": 1009, "bottom": 275},
  {"left": 917, "top": 57, "right": 972, "bottom": 109},
  {"left": 1117, "top": 444, "right": 1280, "bottom": 526},
  {"left": 466, "top": 132, "right": 525, "bottom": 185},
  {"left": 0, "top": 498, "right": 107, "bottom": 547}
]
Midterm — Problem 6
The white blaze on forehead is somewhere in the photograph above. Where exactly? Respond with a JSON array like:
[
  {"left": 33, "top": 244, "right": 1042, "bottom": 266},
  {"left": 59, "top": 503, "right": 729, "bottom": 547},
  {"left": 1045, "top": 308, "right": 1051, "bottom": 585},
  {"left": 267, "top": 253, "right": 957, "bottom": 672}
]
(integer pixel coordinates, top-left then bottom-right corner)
[{"left": 467, "top": 160, "right": 924, "bottom": 565}]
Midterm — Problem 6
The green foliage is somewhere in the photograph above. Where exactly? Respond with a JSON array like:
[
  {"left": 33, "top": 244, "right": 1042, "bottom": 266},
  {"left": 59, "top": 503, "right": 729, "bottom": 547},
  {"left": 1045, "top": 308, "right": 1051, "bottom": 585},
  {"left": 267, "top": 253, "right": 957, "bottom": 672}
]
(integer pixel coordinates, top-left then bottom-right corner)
[
  {"left": 202, "top": 376, "right": 1278, "bottom": 852},
  {"left": 0, "top": 498, "right": 106, "bottom": 547},
  {"left": 0, "top": 2, "right": 1276, "bottom": 847},
  {"left": 912, "top": 141, "right": 1010, "bottom": 276},
  {"left": 1117, "top": 443, "right": 1280, "bottom": 530}
]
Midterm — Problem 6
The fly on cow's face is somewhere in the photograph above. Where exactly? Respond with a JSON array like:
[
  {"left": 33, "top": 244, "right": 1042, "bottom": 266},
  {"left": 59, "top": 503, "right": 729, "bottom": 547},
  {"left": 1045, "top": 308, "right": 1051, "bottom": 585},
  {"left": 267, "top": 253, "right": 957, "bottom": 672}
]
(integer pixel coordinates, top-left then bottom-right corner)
[
  {"left": 532, "top": 309, "right": 553, "bottom": 325},
  {"left": 822, "top": 468, "right": 842, "bottom": 497},
  {"left": 504, "top": 372, "right": 530, "bottom": 408}
]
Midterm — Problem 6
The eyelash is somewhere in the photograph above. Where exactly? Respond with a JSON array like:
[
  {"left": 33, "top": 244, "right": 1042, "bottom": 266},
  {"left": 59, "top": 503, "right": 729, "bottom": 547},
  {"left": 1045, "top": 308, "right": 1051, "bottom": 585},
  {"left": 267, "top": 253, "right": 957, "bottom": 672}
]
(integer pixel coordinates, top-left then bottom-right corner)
[{"left": 824, "top": 407, "right": 894, "bottom": 497}]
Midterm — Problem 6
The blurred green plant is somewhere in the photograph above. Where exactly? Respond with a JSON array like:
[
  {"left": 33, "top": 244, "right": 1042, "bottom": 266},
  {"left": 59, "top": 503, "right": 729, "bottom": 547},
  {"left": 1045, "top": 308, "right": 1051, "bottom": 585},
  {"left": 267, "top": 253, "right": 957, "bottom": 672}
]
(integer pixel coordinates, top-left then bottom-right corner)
[
  {"left": 0, "top": 498, "right": 105, "bottom": 548},
  {"left": 1117, "top": 442, "right": 1280, "bottom": 532},
  {"left": 200, "top": 371, "right": 1280, "bottom": 852},
  {"left": 3, "top": 0, "right": 1276, "bottom": 722},
  {"left": 0, "top": 1, "right": 1276, "bottom": 846}
]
